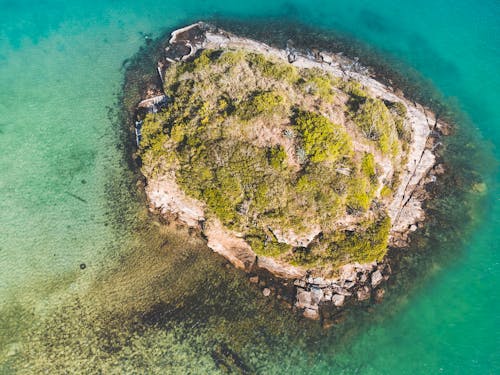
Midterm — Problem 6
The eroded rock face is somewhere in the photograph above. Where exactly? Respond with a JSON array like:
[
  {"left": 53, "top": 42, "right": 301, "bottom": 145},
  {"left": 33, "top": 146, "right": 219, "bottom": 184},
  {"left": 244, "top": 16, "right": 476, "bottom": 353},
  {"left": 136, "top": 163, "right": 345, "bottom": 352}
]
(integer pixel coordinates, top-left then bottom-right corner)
[
  {"left": 146, "top": 172, "right": 205, "bottom": 228},
  {"left": 204, "top": 219, "right": 256, "bottom": 270},
  {"left": 256, "top": 256, "right": 306, "bottom": 279}
]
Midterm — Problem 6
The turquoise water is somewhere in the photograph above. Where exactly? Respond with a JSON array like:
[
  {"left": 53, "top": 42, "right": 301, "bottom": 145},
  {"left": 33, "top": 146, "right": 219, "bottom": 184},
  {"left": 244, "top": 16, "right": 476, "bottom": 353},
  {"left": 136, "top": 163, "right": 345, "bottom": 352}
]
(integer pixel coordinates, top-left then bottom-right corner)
[{"left": 0, "top": 0, "right": 498, "bottom": 373}]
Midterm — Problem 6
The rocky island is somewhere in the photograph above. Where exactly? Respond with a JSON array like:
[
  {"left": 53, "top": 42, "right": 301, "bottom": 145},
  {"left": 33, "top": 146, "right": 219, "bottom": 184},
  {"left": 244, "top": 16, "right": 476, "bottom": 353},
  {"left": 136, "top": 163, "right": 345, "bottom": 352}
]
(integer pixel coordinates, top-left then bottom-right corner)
[{"left": 132, "top": 22, "right": 449, "bottom": 321}]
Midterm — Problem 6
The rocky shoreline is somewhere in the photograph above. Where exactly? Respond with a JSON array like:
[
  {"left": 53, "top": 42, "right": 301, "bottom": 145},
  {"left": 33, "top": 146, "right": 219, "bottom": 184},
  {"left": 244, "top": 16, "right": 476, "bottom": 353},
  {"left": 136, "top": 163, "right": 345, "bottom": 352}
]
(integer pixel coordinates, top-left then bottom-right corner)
[{"left": 132, "top": 22, "right": 451, "bottom": 322}]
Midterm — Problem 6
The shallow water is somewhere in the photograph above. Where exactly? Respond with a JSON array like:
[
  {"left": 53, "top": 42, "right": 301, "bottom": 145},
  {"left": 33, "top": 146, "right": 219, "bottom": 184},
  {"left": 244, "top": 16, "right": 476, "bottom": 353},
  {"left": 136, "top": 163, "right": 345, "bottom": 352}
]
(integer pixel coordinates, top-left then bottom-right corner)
[{"left": 0, "top": 0, "right": 498, "bottom": 373}]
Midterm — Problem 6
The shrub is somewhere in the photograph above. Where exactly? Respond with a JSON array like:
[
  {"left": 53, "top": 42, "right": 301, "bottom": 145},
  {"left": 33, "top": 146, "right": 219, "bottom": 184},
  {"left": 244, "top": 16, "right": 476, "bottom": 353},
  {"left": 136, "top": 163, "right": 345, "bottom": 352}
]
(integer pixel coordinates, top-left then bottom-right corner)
[
  {"left": 289, "top": 246, "right": 315, "bottom": 266},
  {"left": 217, "top": 50, "right": 246, "bottom": 65},
  {"left": 139, "top": 114, "right": 162, "bottom": 149},
  {"left": 354, "top": 98, "right": 400, "bottom": 155},
  {"left": 301, "top": 69, "right": 337, "bottom": 102},
  {"left": 361, "top": 152, "right": 376, "bottom": 180},
  {"left": 238, "top": 90, "right": 284, "bottom": 120},
  {"left": 342, "top": 80, "right": 368, "bottom": 111},
  {"left": 170, "top": 124, "right": 186, "bottom": 143},
  {"left": 248, "top": 53, "right": 299, "bottom": 83},
  {"left": 327, "top": 216, "right": 391, "bottom": 264},
  {"left": 380, "top": 185, "right": 392, "bottom": 198},
  {"left": 246, "top": 237, "right": 292, "bottom": 257},
  {"left": 386, "top": 100, "right": 411, "bottom": 142},
  {"left": 347, "top": 187, "right": 371, "bottom": 212},
  {"left": 177, "top": 49, "right": 219, "bottom": 73},
  {"left": 293, "top": 110, "right": 352, "bottom": 163},
  {"left": 268, "top": 145, "right": 286, "bottom": 169}
]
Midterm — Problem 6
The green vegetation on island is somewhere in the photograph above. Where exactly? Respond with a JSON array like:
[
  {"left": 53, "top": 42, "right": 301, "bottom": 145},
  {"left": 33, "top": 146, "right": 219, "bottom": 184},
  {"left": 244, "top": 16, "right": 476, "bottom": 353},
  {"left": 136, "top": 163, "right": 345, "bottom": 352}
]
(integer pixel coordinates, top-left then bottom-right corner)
[{"left": 139, "top": 49, "right": 410, "bottom": 270}]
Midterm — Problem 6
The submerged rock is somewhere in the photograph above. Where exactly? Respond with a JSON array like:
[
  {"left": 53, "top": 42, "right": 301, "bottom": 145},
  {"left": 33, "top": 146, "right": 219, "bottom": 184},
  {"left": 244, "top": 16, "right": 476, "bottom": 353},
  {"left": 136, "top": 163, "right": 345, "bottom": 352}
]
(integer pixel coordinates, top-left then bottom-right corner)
[
  {"left": 303, "top": 307, "right": 320, "bottom": 320},
  {"left": 357, "top": 287, "right": 371, "bottom": 302}
]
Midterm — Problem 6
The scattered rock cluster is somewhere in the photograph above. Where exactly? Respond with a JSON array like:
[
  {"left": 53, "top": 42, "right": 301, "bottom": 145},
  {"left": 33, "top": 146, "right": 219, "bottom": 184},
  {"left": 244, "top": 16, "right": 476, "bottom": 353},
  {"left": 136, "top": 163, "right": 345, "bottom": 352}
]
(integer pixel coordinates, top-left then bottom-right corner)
[{"left": 293, "top": 262, "right": 391, "bottom": 320}]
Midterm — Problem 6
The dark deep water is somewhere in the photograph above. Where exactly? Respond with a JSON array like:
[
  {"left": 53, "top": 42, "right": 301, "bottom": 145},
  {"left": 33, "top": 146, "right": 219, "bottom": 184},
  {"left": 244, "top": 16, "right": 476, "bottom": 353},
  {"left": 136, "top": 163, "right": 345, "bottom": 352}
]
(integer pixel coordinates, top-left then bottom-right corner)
[{"left": 0, "top": 0, "right": 498, "bottom": 373}]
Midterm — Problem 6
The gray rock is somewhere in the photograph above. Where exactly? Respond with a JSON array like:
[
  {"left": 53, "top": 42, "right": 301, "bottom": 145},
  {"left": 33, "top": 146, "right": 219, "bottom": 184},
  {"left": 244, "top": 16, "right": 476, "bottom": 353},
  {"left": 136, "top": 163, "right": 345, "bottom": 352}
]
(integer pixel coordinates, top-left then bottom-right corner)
[
  {"left": 343, "top": 280, "right": 357, "bottom": 289},
  {"left": 312, "top": 277, "right": 329, "bottom": 287},
  {"left": 371, "top": 270, "right": 384, "bottom": 288},
  {"left": 340, "top": 264, "right": 357, "bottom": 281},
  {"left": 323, "top": 290, "right": 333, "bottom": 301},
  {"left": 320, "top": 52, "right": 333, "bottom": 64},
  {"left": 294, "top": 279, "right": 306, "bottom": 288},
  {"left": 296, "top": 289, "right": 312, "bottom": 308},
  {"left": 332, "top": 284, "right": 352, "bottom": 296},
  {"left": 359, "top": 272, "right": 368, "bottom": 283},
  {"left": 310, "top": 287, "right": 324, "bottom": 304},
  {"left": 331, "top": 294, "right": 345, "bottom": 307},
  {"left": 287, "top": 50, "right": 297, "bottom": 63}
]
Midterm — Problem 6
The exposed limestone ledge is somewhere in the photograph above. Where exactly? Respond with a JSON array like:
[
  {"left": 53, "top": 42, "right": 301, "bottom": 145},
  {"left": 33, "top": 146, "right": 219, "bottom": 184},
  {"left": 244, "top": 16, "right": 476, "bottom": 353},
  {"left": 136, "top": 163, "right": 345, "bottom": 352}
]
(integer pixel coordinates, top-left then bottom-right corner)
[
  {"left": 146, "top": 171, "right": 204, "bottom": 228},
  {"left": 204, "top": 219, "right": 256, "bottom": 270},
  {"left": 256, "top": 256, "right": 306, "bottom": 279},
  {"left": 141, "top": 22, "right": 447, "bottom": 320},
  {"left": 268, "top": 226, "right": 322, "bottom": 248}
]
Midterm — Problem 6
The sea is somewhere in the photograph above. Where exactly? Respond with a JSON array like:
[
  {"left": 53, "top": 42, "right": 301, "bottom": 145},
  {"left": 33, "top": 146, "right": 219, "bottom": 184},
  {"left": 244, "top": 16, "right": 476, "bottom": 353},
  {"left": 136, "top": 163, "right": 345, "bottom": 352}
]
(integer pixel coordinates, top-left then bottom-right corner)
[{"left": 0, "top": 0, "right": 498, "bottom": 373}]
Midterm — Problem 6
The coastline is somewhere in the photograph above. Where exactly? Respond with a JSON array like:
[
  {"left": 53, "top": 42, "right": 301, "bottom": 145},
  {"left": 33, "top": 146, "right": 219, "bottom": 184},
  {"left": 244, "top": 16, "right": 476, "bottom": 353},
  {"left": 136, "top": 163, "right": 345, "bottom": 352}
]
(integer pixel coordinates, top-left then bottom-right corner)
[{"left": 133, "top": 22, "right": 451, "bottom": 322}]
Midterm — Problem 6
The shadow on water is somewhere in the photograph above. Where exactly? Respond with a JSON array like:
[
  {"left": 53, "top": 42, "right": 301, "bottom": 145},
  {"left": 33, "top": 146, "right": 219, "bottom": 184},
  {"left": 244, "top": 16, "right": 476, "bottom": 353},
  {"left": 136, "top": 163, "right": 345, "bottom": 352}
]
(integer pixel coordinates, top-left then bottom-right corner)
[{"left": 2, "top": 18, "right": 494, "bottom": 374}]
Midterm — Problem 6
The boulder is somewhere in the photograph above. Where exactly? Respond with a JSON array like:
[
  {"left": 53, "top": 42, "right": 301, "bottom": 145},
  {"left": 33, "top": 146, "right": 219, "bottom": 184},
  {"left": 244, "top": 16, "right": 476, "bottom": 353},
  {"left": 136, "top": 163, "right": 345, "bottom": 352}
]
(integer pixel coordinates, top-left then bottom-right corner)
[
  {"left": 312, "top": 277, "right": 329, "bottom": 287},
  {"left": 296, "top": 289, "right": 312, "bottom": 309},
  {"left": 359, "top": 272, "right": 368, "bottom": 283},
  {"left": 340, "top": 264, "right": 357, "bottom": 281},
  {"left": 436, "top": 121, "right": 452, "bottom": 136},
  {"left": 320, "top": 52, "right": 333, "bottom": 64},
  {"left": 293, "top": 279, "right": 307, "bottom": 288},
  {"left": 323, "top": 290, "right": 333, "bottom": 301},
  {"left": 433, "top": 163, "right": 446, "bottom": 175},
  {"left": 310, "top": 287, "right": 324, "bottom": 304},
  {"left": 371, "top": 270, "right": 384, "bottom": 288},
  {"left": 342, "top": 280, "right": 357, "bottom": 289},
  {"left": 332, "top": 284, "right": 352, "bottom": 296},
  {"left": 303, "top": 308, "right": 320, "bottom": 320},
  {"left": 331, "top": 294, "right": 345, "bottom": 307}
]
